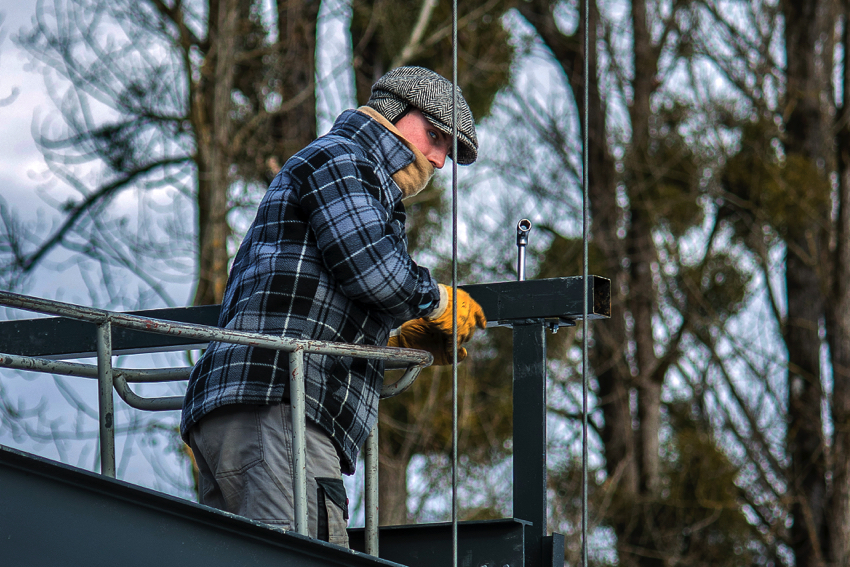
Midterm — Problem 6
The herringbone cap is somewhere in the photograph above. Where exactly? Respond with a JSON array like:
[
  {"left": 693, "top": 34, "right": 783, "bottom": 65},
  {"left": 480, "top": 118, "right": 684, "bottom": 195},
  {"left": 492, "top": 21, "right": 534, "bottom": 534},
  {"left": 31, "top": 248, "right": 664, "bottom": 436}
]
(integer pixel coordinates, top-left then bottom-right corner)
[{"left": 367, "top": 66, "right": 478, "bottom": 165}]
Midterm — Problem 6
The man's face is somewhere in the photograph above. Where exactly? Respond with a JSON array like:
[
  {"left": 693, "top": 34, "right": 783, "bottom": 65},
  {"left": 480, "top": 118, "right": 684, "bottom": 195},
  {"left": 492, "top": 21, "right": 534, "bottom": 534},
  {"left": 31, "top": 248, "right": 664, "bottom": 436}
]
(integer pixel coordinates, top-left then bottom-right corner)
[{"left": 395, "top": 108, "right": 452, "bottom": 169}]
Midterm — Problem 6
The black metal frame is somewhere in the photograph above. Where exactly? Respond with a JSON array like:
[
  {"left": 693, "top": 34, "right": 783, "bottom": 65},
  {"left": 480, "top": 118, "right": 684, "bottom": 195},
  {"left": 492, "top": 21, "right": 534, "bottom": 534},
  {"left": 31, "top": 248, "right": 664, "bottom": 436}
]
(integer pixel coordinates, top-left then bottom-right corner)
[
  {"left": 0, "top": 276, "right": 610, "bottom": 359},
  {"left": 0, "top": 275, "right": 610, "bottom": 567}
]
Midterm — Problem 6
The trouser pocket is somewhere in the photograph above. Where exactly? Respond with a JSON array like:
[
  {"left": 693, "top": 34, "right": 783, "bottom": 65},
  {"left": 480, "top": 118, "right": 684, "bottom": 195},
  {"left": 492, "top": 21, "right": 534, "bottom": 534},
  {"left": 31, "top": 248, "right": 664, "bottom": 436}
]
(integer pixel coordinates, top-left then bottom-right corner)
[{"left": 316, "top": 477, "right": 349, "bottom": 547}]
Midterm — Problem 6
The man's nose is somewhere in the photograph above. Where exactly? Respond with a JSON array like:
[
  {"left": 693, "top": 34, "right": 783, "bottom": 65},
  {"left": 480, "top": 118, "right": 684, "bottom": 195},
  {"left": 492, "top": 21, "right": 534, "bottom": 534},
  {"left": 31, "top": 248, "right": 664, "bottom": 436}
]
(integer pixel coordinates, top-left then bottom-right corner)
[{"left": 429, "top": 149, "right": 447, "bottom": 169}]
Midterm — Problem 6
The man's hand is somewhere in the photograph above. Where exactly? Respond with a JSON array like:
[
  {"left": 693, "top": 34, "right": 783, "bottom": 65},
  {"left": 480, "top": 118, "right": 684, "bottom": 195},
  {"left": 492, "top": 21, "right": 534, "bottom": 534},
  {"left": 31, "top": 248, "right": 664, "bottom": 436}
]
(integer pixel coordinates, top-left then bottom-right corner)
[
  {"left": 388, "top": 318, "right": 464, "bottom": 365},
  {"left": 428, "top": 285, "right": 487, "bottom": 345},
  {"left": 387, "top": 286, "right": 487, "bottom": 366}
]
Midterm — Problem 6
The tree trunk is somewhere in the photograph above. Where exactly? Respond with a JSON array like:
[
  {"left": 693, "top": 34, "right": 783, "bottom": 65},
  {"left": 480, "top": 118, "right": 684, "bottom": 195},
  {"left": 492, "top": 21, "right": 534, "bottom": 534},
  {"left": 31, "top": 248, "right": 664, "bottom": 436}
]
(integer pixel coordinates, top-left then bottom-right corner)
[
  {"left": 623, "top": 1, "right": 664, "bottom": 563},
  {"left": 193, "top": 0, "right": 238, "bottom": 306},
  {"left": 274, "top": 0, "right": 319, "bottom": 162},
  {"left": 785, "top": 255, "right": 827, "bottom": 567},
  {"left": 782, "top": 1, "right": 830, "bottom": 564},
  {"left": 575, "top": 1, "right": 639, "bottom": 503},
  {"left": 192, "top": 0, "right": 319, "bottom": 306},
  {"left": 825, "top": 6, "right": 850, "bottom": 565}
]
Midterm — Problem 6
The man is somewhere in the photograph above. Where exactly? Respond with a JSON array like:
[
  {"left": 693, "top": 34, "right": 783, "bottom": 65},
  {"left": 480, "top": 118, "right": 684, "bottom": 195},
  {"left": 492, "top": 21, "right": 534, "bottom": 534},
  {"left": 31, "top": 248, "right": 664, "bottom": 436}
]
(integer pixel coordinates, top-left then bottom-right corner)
[{"left": 180, "top": 66, "right": 486, "bottom": 546}]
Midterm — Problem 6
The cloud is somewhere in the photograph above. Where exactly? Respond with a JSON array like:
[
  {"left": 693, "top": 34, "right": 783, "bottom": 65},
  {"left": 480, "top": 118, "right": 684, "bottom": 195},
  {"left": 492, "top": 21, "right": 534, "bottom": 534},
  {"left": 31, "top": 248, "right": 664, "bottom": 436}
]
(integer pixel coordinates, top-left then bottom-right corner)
[{"left": 0, "top": 3, "right": 57, "bottom": 210}]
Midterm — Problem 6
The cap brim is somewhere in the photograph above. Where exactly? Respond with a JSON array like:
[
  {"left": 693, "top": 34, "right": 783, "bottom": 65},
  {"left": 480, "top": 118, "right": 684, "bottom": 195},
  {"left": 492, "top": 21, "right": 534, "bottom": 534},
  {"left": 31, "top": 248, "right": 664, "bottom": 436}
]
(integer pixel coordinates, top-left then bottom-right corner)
[{"left": 422, "top": 114, "right": 476, "bottom": 165}]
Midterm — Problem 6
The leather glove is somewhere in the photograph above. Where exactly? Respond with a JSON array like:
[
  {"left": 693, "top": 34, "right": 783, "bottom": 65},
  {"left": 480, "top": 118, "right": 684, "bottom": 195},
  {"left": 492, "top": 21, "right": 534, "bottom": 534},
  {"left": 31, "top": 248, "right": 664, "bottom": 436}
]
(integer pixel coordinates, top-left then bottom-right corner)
[
  {"left": 387, "top": 318, "right": 466, "bottom": 366},
  {"left": 428, "top": 284, "right": 487, "bottom": 345},
  {"left": 386, "top": 285, "right": 487, "bottom": 365}
]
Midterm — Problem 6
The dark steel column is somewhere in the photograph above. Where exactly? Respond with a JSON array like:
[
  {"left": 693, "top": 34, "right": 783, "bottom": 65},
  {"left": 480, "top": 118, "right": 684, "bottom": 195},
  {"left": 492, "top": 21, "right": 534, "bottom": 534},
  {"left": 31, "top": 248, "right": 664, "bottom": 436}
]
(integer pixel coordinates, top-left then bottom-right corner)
[{"left": 512, "top": 320, "right": 547, "bottom": 567}]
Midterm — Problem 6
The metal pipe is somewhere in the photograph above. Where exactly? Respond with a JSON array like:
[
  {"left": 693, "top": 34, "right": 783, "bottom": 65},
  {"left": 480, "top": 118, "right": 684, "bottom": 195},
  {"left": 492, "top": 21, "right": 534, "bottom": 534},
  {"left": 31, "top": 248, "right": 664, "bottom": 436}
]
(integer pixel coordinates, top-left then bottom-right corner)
[
  {"left": 0, "top": 352, "right": 189, "bottom": 383},
  {"left": 0, "top": 349, "right": 421, "bottom": 406},
  {"left": 364, "top": 424, "right": 379, "bottom": 556},
  {"left": 581, "top": 0, "right": 591, "bottom": 563},
  {"left": 0, "top": 290, "right": 431, "bottom": 367},
  {"left": 379, "top": 364, "right": 427, "bottom": 398},
  {"left": 112, "top": 375, "right": 183, "bottom": 411},
  {"left": 451, "top": 2, "right": 460, "bottom": 563},
  {"left": 1, "top": 352, "right": 117, "bottom": 379},
  {"left": 517, "top": 219, "right": 532, "bottom": 281},
  {"left": 96, "top": 321, "right": 116, "bottom": 478},
  {"left": 0, "top": 352, "right": 182, "bottom": 411},
  {"left": 115, "top": 367, "right": 191, "bottom": 383},
  {"left": 289, "top": 348, "right": 308, "bottom": 536}
]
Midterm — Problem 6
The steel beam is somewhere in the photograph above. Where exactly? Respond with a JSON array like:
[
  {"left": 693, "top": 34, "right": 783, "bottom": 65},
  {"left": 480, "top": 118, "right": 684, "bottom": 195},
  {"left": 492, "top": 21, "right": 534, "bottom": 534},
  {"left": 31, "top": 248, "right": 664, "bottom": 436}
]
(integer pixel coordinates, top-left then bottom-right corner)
[
  {"left": 512, "top": 320, "right": 548, "bottom": 567},
  {"left": 348, "top": 518, "right": 529, "bottom": 567},
  {"left": 0, "top": 277, "right": 610, "bottom": 359},
  {"left": 0, "top": 305, "right": 221, "bottom": 358}
]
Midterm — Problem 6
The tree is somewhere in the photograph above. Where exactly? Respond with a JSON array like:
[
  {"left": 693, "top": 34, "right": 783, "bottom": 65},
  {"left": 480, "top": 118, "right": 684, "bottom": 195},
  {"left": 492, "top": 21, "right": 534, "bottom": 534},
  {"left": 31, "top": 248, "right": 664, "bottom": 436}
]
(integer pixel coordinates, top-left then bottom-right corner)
[
  {"left": 3, "top": 0, "right": 320, "bottom": 307},
  {"left": 1, "top": 0, "right": 519, "bottom": 523},
  {"left": 501, "top": 0, "right": 850, "bottom": 564},
  {"left": 17, "top": 3, "right": 846, "bottom": 564},
  {"left": 701, "top": 0, "right": 850, "bottom": 563},
  {"left": 0, "top": 13, "right": 20, "bottom": 107},
  {"left": 482, "top": 0, "right": 769, "bottom": 563}
]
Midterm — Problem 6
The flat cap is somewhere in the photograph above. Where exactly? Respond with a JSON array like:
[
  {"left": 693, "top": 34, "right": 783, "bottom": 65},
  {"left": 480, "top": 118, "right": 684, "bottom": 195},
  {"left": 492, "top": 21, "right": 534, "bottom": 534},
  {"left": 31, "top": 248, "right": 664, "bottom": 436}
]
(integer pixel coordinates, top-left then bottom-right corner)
[{"left": 367, "top": 66, "right": 478, "bottom": 165}]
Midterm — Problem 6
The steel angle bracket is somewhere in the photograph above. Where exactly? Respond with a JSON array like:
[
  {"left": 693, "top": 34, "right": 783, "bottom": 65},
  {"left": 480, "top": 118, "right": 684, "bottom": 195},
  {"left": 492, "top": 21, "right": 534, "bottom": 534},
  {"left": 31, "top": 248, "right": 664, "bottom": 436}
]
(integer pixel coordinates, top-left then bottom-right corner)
[
  {"left": 0, "top": 305, "right": 221, "bottom": 359},
  {"left": 462, "top": 275, "right": 610, "bottom": 328}
]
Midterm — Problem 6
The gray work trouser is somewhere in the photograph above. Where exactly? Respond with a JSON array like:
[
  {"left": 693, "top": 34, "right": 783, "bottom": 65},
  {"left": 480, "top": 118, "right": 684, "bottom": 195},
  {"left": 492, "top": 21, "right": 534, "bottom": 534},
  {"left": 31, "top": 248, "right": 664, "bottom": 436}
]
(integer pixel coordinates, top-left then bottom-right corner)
[{"left": 188, "top": 403, "right": 350, "bottom": 547}]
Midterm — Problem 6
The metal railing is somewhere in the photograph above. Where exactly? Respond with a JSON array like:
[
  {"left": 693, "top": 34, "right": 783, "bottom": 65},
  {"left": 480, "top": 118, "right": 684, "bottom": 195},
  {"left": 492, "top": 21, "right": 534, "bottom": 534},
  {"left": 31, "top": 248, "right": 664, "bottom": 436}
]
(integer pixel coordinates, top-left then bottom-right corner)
[{"left": 0, "top": 290, "right": 433, "bottom": 556}]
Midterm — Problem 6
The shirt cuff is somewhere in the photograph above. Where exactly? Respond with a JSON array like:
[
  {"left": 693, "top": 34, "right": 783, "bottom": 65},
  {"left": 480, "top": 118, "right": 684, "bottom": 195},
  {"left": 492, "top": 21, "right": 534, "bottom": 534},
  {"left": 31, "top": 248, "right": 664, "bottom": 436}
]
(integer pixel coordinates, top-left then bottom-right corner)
[{"left": 426, "top": 284, "right": 449, "bottom": 320}]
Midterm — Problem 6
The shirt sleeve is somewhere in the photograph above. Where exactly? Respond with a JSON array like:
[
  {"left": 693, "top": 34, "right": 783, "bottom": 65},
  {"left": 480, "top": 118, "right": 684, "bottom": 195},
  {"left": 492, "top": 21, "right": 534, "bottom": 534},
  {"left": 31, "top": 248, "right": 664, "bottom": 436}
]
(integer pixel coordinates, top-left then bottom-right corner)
[{"left": 299, "top": 152, "right": 440, "bottom": 321}]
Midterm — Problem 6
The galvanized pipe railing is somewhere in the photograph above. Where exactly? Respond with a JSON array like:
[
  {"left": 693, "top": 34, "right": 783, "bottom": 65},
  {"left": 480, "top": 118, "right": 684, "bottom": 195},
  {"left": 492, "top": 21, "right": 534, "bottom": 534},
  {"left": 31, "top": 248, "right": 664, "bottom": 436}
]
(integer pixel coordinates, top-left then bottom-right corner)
[
  {"left": 289, "top": 347, "right": 308, "bottom": 535},
  {"left": 0, "top": 290, "right": 433, "bottom": 553},
  {"left": 364, "top": 424, "right": 380, "bottom": 556},
  {"left": 0, "top": 291, "right": 431, "bottom": 375},
  {"left": 0, "top": 352, "right": 186, "bottom": 410},
  {"left": 97, "top": 321, "right": 116, "bottom": 478}
]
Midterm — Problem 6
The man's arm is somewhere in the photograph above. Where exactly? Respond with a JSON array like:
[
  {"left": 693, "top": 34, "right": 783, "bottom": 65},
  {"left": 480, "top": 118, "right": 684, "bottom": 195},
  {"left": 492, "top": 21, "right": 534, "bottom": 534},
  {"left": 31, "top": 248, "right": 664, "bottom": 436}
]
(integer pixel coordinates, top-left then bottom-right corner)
[{"left": 300, "top": 154, "right": 440, "bottom": 322}]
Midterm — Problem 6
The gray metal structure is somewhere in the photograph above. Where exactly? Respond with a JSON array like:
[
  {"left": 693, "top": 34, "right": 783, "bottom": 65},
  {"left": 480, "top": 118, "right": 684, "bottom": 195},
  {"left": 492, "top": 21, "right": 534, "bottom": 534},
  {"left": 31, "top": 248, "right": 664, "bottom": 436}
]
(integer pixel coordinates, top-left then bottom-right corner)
[
  {"left": 0, "top": 275, "right": 610, "bottom": 567},
  {"left": 0, "top": 444, "right": 405, "bottom": 567},
  {"left": 0, "top": 288, "right": 433, "bottom": 546}
]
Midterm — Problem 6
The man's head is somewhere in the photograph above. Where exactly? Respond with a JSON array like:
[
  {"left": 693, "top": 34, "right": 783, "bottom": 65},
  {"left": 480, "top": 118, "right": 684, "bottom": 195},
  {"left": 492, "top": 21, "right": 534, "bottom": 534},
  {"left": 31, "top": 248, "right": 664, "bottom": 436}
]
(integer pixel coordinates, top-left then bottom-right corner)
[
  {"left": 394, "top": 108, "right": 451, "bottom": 169},
  {"left": 367, "top": 66, "right": 479, "bottom": 165}
]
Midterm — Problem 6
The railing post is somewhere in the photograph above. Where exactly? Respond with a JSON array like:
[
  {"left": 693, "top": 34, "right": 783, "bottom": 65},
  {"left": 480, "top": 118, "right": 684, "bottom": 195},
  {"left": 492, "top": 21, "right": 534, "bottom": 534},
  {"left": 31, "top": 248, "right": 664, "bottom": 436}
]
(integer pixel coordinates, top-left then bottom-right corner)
[
  {"left": 96, "top": 320, "right": 115, "bottom": 478},
  {"left": 513, "top": 319, "right": 547, "bottom": 567},
  {"left": 289, "top": 348, "right": 308, "bottom": 536},
  {"left": 364, "top": 423, "right": 379, "bottom": 556}
]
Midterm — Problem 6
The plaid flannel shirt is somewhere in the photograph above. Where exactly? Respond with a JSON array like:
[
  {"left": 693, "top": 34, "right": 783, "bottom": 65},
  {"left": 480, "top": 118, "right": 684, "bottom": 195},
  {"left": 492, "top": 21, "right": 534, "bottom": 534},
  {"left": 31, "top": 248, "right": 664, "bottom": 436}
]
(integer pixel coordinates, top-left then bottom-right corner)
[{"left": 180, "top": 109, "right": 441, "bottom": 474}]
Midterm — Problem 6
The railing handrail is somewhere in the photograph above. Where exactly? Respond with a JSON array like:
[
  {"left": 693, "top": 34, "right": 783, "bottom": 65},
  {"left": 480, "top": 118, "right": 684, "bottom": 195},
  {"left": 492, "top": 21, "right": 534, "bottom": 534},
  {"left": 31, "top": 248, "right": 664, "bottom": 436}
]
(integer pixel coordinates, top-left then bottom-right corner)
[
  {"left": 0, "top": 290, "right": 431, "bottom": 400},
  {"left": 0, "top": 290, "right": 432, "bottom": 366},
  {"left": 0, "top": 289, "right": 427, "bottom": 555}
]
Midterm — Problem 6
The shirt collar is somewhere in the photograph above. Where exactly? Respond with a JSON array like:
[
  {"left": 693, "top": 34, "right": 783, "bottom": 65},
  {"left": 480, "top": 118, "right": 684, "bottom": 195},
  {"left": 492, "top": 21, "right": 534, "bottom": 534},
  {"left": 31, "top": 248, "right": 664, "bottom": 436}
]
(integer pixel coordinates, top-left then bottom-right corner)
[{"left": 329, "top": 108, "right": 434, "bottom": 199}]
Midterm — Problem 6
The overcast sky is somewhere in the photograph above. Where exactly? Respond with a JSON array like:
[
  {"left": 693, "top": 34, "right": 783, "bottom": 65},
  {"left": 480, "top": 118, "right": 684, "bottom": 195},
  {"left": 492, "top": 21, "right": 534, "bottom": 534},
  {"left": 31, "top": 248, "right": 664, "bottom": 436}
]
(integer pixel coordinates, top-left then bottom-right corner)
[
  {"left": 0, "top": 0, "right": 394, "bottom": 511},
  {"left": 0, "top": 2, "right": 201, "bottom": 497},
  {"left": 1, "top": 3, "right": 56, "bottom": 224},
  {"left": 0, "top": 0, "right": 578, "bottom": 516}
]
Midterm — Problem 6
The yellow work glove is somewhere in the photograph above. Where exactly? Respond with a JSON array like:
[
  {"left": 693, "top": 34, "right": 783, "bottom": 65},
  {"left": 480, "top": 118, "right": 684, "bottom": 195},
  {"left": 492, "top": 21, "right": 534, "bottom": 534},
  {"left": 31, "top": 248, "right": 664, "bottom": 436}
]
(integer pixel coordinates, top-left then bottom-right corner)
[
  {"left": 387, "top": 286, "right": 487, "bottom": 366},
  {"left": 428, "top": 284, "right": 487, "bottom": 345},
  {"left": 387, "top": 318, "right": 464, "bottom": 366}
]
